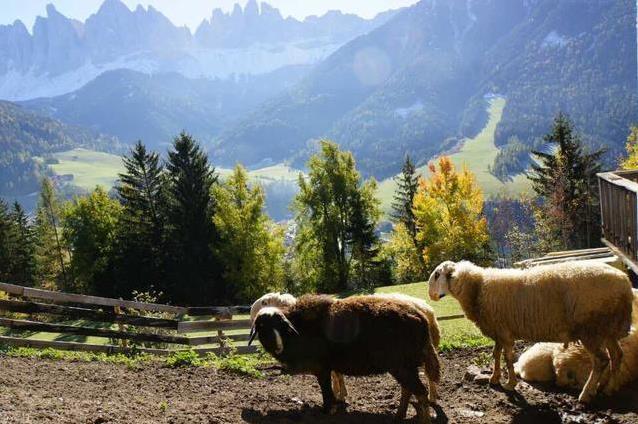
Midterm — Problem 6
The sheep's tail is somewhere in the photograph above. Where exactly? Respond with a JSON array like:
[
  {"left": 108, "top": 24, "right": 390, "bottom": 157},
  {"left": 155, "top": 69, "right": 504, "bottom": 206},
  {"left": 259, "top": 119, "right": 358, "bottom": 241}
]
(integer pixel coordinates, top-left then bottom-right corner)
[{"left": 423, "top": 334, "right": 441, "bottom": 384}]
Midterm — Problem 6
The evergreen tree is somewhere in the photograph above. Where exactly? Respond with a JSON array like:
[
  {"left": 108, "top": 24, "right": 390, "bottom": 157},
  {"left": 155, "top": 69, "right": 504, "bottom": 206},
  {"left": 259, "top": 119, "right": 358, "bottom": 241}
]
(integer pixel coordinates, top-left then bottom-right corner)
[
  {"left": 529, "top": 113, "right": 604, "bottom": 249},
  {"left": 115, "top": 141, "right": 167, "bottom": 297},
  {"left": 0, "top": 200, "right": 14, "bottom": 281},
  {"left": 213, "top": 165, "right": 285, "bottom": 302},
  {"left": 165, "top": 132, "right": 219, "bottom": 305},
  {"left": 293, "top": 140, "right": 382, "bottom": 293},
  {"left": 391, "top": 155, "right": 420, "bottom": 240},
  {"left": 33, "top": 178, "right": 69, "bottom": 291},
  {"left": 7, "top": 202, "right": 36, "bottom": 286}
]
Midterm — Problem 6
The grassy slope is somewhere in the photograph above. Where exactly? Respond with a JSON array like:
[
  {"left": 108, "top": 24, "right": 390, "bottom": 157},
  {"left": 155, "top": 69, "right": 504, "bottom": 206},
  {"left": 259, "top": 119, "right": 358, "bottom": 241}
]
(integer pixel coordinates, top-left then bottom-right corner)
[
  {"left": 43, "top": 148, "right": 300, "bottom": 192},
  {"left": 377, "top": 97, "right": 532, "bottom": 214},
  {"left": 45, "top": 148, "right": 124, "bottom": 190}
]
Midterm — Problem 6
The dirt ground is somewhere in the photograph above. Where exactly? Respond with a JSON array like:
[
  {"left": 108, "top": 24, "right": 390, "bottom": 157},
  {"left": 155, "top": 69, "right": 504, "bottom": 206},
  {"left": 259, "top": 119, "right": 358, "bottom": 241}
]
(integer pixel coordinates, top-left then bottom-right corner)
[{"left": 0, "top": 347, "right": 636, "bottom": 424}]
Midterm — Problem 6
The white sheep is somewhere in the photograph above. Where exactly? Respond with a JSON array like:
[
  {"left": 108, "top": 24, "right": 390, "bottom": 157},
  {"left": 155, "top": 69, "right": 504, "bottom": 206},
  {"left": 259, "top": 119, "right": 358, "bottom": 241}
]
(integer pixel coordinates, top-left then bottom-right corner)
[
  {"left": 428, "top": 260, "right": 633, "bottom": 403},
  {"left": 516, "top": 290, "right": 638, "bottom": 395},
  {"left": 249, "top": 292, "right": 441, "bottom": 403}
]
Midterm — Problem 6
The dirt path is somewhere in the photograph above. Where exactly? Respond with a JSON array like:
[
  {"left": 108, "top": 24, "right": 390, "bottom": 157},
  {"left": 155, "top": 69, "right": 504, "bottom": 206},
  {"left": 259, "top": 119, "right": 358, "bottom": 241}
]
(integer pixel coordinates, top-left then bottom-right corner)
[{"left": 0, "top": 348, "right": 636, "bottom": 423}]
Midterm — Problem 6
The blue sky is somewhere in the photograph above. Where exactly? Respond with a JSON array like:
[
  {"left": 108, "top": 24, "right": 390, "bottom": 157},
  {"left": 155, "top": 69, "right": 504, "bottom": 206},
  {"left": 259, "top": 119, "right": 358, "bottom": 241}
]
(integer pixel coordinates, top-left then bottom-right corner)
[{"left": 1, "top": 0, "right": 418, "bottom": 31}]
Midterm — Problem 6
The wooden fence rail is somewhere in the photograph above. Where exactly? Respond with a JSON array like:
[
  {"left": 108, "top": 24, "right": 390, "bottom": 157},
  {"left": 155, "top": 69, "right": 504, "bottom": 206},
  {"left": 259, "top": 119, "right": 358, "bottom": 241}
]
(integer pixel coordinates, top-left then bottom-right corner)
[{"left": 0, "top": 282, "right": 468, "bottom": 357}]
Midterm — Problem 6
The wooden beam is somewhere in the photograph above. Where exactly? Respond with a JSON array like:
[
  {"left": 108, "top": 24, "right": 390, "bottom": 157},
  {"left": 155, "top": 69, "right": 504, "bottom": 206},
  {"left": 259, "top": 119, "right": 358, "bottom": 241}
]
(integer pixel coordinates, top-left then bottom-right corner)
[
  {"left": 436, "top": 314, "right": 465, "bottom": 322},
  {"left": 0, "top": 317, "right": 190, "bottom": 346},
  {"left": 0, "top": 299, "right": 179, "bottom": 329},
  {"left": 0, "top": 336, "right": 253, "bottom": 357},
  {"left": 0, "top": 335, "right": 171, "bottom": 356},
  {"left": 186, "top": 306, "right": 251, "bottom": 316},
  {"left": 177, "top": 319, "right": 251, "bottom": 333},
  {"left": 602, "top": 238, "right": 638, "bottom": 275},
  {"left": 0, "top": 283, "right": 187, "bottom": 315}
]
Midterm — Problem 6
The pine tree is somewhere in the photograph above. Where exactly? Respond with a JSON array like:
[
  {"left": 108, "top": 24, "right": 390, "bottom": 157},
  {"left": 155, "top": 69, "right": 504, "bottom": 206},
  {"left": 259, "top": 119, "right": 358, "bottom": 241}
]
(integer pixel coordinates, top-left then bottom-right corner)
[
  {"left": 0, "top": 199, "right": 14, "bottom": 281},
  {"left": 165, "top": 132, "right": 220, "bottom": 305},
  {"left": 115, "top": 141, "right": 167, "bottom": 297},
  {"left": 529, "top": 113, "right": 604, "bottom": 249},
  {"left": 34, "top": 178, "right": 69, "bottom": 290},
  {"left": 8, "top": 202, "right": 36, "bottom": 286},
  {"left": 391, "top": 155, "right": 419, "bottom": 240}
]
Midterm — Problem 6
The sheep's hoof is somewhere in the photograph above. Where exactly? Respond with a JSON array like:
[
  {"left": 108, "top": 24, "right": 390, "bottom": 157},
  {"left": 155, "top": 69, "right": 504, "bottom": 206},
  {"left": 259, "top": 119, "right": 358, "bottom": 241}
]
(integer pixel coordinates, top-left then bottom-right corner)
[
  {"left": 578, "top": 391, "right": 593, "bottom": 404},
  {"left": 501, "top": 381, "right": 517, "bottom": 391},
  {"left": 324, "top": 404, "right": 339, "bottom": 415},
  {"left": 489, "top": 375, "right": 501, "bottom": 385}
]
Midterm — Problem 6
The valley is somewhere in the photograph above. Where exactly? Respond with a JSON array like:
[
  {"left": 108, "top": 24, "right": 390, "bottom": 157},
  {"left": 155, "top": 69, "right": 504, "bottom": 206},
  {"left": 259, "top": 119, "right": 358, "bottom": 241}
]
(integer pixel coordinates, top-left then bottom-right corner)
[{"left": 377, "top": 96, "right": 532, "bottom": 214}]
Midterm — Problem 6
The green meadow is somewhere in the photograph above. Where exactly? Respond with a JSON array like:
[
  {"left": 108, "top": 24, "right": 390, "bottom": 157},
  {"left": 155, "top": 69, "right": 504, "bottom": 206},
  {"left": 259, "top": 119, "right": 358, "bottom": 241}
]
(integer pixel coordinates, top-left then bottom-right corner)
[{"left": 377, "top": 97, "right": 532, "bottom": 214}]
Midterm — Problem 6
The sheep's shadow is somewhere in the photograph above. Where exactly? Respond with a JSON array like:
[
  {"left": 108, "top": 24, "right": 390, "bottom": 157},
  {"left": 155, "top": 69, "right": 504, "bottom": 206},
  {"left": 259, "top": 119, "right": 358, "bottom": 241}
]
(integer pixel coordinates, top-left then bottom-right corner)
[{"left": 241, "top": 404, "right": 448, "bottom": 423}]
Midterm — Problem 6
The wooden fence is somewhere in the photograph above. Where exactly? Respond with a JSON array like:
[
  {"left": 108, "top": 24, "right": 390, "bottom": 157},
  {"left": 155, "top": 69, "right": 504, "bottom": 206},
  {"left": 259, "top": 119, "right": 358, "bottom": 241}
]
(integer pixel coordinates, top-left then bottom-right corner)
[
  {"left": 0, "top": 282, "right": 255, "bottom": 356},
  {"left": 0, "top": 283, "right": 466, "bottom": 356},
  {"left": 598, "top": 170, "right": 638, "bottom": 273}
]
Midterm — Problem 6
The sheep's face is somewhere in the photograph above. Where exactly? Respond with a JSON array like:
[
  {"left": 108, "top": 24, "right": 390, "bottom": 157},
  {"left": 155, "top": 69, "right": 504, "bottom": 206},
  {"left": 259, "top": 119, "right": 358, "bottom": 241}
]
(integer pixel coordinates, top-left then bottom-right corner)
[
  {"left": 428, "top": 261, "right": 456, "bottom": 301},
  {"left": 248, "top": 307, "right": 299, "bottom": 356},
  {"left": 249, "top": 292, "right": 296, "bottom": 324}
]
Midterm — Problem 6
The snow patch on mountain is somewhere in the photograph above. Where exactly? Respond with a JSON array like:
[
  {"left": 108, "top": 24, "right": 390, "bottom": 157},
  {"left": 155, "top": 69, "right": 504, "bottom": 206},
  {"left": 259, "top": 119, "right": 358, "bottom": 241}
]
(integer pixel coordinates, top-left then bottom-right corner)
[{"left": 0, "top": 41, "right": 340, "bottom": 101}]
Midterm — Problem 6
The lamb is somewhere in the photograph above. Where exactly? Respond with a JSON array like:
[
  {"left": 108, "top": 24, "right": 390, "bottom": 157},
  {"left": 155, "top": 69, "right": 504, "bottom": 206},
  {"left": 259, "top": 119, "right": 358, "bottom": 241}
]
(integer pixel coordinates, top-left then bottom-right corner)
[
  {"left": 249, "top": 294, "right": 441, "bottom": 423},
  {"left": 515, "top": 290, "right": 638, "bottom": 395},
  {"left": 427, "top": 260, "right": 633, "bottom": 403},
  {"left": 249, "top": 292, "right": 441, "bottom": 402}
]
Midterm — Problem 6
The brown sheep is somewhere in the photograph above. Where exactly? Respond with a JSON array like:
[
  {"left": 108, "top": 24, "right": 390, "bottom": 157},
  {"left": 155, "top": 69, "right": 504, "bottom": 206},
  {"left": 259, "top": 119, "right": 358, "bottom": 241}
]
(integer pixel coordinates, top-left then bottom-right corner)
[{"left": 249, "top": 294, "right": 440, "bottom": 423}]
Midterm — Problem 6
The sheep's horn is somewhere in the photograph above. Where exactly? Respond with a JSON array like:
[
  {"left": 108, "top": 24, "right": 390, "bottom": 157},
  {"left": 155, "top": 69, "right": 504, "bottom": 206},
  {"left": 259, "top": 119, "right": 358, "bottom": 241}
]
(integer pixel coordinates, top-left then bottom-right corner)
[{"left": 248, "top": 326, "right": 257, "bottom": 346}]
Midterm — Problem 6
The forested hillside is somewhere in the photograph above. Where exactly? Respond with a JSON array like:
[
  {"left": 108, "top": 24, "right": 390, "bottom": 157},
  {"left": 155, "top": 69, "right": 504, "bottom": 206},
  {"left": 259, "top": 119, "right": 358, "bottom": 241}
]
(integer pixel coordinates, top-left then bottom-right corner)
[
  {"left": 22, "top": 66, "right": 310, "bottom": 148},
  {"left": 214, "top": 0, "right": 637, "bottom": 179},
  {"left": 0, "top": 101, "right": 118, "bottom": 195},
  {"left": 485, "top": 0, "right": 638, "bottom": 178}
]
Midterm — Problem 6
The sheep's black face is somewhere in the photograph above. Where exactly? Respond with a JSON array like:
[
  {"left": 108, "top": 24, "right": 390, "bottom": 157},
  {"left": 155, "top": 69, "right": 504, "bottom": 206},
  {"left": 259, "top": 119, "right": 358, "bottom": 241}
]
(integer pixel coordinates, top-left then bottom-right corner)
[{"left": 249, "top": 308, "right": 299, "bottom": 357}]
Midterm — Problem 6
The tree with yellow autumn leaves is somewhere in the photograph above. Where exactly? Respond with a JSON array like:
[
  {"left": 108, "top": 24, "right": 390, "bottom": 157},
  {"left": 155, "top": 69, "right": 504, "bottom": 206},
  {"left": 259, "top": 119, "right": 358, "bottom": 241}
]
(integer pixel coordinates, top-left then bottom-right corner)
[
  {"left": 385, "top": 156, "right": 491, "bottom": 280},
  {"left": 413, "top": 156, "right": 492, "bottom": 270}
]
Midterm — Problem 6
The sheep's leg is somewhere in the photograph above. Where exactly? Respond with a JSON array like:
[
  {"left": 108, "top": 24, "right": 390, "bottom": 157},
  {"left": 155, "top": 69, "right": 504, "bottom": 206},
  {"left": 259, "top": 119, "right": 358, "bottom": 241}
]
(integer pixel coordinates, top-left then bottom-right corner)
[
  {"left": 427, "top": 375, "right": 438, "bottom": 404},
  {"left": 396, "top": 387, "right": 411, "bottom": 420},
  {"left": 579, "top": 341, "right": 609, "bottom": 403},
  {"left": 391, "top": 368, "right": 430, "bottom": 424},
  {"left": 600, "top": 339, "right": 623, "bottom": 393},
  {"left": 331, "top": 371, "right": 347, "bottom": 402},
  {"left": 502, "top": 342, "right": 518, "bottom": 391},
  {"left": 490, "top": 342, "right": 502, "bottom": 385},
  {"left": 316, "top": 370, "right": 337, "bottom": 414}
]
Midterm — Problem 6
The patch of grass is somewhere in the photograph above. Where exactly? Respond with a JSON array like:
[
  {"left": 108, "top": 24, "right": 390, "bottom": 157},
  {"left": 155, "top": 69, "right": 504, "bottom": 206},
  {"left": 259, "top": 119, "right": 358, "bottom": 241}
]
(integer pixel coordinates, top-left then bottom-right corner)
[
  {"left": 1, "top": 345, "right": 154, "bottom": 367},
  {"left": 206, "top": 351, "right": 266, "bottom": 379},
  {"left": 165, "top": 349, "right": 203, "bottom": 368},
  {"left": 472, "top": 351, "right": 493, "bottom": 368},
  {"left": 158, "top": 400, "right": 169, "bottom": 413},
  {"left": 41, "top": 148, "right": 125, "bottom": 190}
]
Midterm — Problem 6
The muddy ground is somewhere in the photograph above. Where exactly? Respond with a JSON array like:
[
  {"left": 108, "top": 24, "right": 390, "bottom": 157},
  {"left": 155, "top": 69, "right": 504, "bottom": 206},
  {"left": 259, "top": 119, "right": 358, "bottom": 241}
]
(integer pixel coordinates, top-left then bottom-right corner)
[{"left": 0, "top": 347, "right": 636, "bottom": 423}]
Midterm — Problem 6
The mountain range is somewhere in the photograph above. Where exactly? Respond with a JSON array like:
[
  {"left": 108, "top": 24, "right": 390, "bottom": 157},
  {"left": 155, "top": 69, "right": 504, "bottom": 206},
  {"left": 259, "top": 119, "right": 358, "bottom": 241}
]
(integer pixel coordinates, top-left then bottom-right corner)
[
  {"left": 0, "top": 0, "right": 636, "bottom": 204},
  {"left": 0, "top": 0, "right": 396, "bottom": 100},
  {"left": 213, "top": 0, "right": 638, "bottom": 178}
]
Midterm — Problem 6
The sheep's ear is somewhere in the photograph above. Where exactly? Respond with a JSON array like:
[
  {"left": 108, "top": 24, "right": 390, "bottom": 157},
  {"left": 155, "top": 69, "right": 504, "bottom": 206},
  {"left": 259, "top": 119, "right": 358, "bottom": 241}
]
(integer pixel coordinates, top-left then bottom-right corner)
[{"left": 281, "top": 315, "right": 299, "bottom": 336}]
